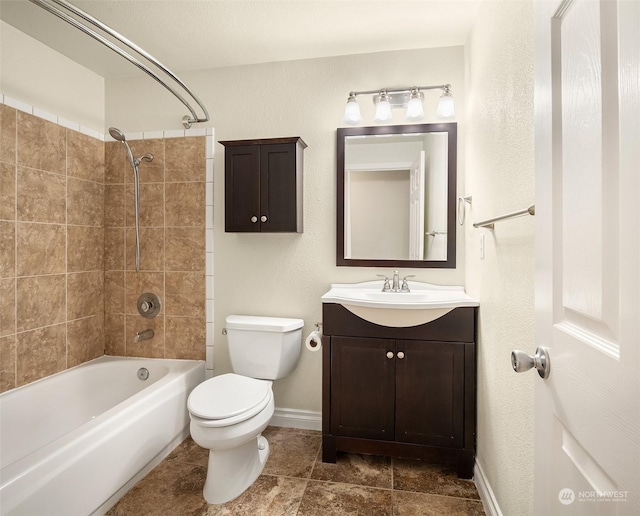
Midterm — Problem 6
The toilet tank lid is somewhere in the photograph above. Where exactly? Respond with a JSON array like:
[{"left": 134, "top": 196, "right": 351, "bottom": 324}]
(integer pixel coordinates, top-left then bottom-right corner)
[{"left": 226, "top": 315, "right": 304, "bottom": 332}]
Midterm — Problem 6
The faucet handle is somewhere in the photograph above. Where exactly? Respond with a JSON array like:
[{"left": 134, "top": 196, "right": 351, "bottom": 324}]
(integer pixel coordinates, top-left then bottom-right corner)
[
  {"left": 376, "top": 274, "right": 391, "bottom": 292},
  {"left": 401, "top": 275, "right": 415, "bottom": 292}
]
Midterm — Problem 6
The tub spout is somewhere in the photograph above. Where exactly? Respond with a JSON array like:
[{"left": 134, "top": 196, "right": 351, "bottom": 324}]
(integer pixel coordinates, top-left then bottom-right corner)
[{"left": 134, "top": 329, "right": 154, "bottom": 343}]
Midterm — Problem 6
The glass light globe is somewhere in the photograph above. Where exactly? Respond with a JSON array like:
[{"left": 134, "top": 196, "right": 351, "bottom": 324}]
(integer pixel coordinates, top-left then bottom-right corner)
[
  {"left": 405, "top": 96, "right": 425, "bottom": 121},
  {"left": 436, "top": 94, "right": 455, "bottom": 119},
  {"left": 374, "top": 97, "right": 392, "bottom": 123},
  {"left": 343, "top": 97, "right": 362, "bottom": 125}
]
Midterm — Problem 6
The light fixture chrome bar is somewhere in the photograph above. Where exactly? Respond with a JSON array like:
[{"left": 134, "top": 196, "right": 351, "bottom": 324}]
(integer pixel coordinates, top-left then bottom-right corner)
[
  {"left": 29, "top": 0, "right": 209, "bottom": 129},
  {"left": 473, "top": 205, "right": 535, "bottom": 229},
  {"left": 352, "top": 84, "right": 449, "bottom": 96}
]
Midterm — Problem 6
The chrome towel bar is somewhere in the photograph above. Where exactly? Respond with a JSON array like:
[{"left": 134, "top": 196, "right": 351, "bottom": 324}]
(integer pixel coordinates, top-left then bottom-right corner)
[
  {"left": 29, "top": 0, "right": 210, "bottom": 129},
  {"left": 473, "top": 205, "right": 535, "bottom": 229}
]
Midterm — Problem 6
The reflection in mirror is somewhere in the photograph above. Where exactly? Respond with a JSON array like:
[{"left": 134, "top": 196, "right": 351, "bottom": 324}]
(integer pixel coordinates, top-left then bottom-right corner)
[{"left": 337, "top": 123, "right": 457, "bottom": 268}]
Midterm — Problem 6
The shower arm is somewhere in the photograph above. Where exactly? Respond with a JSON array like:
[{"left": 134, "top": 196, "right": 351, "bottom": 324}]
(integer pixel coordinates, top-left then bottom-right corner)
[{"left": 29, "top": 0, "right": 210, "bottom": 129}]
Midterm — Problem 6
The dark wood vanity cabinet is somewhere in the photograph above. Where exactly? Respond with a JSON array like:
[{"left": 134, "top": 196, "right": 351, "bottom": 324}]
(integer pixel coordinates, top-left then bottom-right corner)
[
  {"left": 220, "top": 137, "right": 306, "bottom": 232},
  {"left": 322, "top": 304, "right": 477, "bottom": 478}
]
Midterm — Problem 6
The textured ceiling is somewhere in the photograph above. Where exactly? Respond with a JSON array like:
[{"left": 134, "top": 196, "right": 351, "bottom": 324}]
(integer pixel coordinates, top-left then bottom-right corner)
[{"left": 0, "top": 0, "right": 480, "bottom": 78}]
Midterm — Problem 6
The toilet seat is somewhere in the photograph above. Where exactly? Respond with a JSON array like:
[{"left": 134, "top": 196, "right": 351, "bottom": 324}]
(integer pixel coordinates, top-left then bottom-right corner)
[{"left": 188, "top": 374, "right": 272, "bottom": 427}]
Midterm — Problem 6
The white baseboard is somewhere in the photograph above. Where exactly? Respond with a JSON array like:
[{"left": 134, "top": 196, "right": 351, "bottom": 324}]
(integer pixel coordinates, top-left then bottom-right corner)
[
  {"left": 474, "top": 459, "right": 503, "bottom": 516},
  {"left": 270, "top": 407, "right": 322, "bottom": 431}
]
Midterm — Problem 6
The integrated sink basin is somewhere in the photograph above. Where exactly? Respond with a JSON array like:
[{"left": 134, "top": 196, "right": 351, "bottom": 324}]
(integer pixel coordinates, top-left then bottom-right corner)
[{"left": 321, "top": 281, "right": 479, "bottom": 327}]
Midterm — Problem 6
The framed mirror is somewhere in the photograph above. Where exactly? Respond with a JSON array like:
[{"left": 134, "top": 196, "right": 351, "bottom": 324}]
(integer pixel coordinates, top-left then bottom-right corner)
[{"left": 337, "top": 123, "right": 457, "bottom": 268}]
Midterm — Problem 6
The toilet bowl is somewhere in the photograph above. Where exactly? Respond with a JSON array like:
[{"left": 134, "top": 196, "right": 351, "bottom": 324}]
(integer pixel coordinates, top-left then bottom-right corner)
[{"left": 187, "top": 315, "right": 303, "bottom": 504}]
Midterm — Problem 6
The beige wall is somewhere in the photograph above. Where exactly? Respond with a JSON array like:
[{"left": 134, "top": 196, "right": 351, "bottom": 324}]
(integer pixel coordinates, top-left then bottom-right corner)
[
  {"left": 105, "top": 46, "right": 466, "bottom": 413},
  {"left": 0, "top": 22, "right": 105, "bottom": 132},
  {"left": 0, "top": 104, "right": 105, "bottom": 392},
  {"left": 465, "top": 1, "right": 535, "bottom": 515}
]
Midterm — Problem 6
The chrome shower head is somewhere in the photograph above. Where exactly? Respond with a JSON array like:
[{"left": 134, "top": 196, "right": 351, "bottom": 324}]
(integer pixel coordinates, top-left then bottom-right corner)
[{"left": 108, "top": 127, "right": 126, "bottom": 142}]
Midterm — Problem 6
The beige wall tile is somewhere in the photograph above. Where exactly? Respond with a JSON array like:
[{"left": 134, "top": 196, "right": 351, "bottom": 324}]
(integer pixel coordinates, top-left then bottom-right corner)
[
  {"left": 0, "top": 221, "right": 15, "bottom": 278},
  {"left": 16, "top": 223, "right": 65, "bottom": 276},
  {"left": 165, "top": 182, "right": 205, "bottom": 227},
  {"left": 67, "top": 177, "right": 104, "bottom": 227},
  {"left": 0, "top": 335, "right": 16, "bottom": 392},
  {"left": 17, "top": 112, "right": 66, "bottom": 175},
  {"left": 67, "top": 314, "right": 104, "bottom": 367},
  {"left": 165, "top": 227, "right": 205, "bottom": 272},
  {"left": 0, "top": 278, "right": 15, "bottom": 337},
  {"left": 17, "top": 167, "right": 66, "bottom": 223},
  {"left": 125, "top": 271, "right": 164, "bottom": 315},
  {"left": 67, "top": 271, "right": 104, "bottom": 320},
  {"left": 105, "top": 141, "right": 125, "bottom": 184},
  {"left": 165, "top": 137, "right": 205, "bottom": 182},
  {"left": 0, "top": 105, "right": 17, "bottom": 165},
  {"left": 165, "top": 317, "right": 205, "bottom": 360},
  {"left": 16, "top": 323, "right": 66, "bottom": 385},
  {"left": 125, "top": 314, "right": 164, "bottom": 358},
  {"left": 105, "top": 314, "right": 125, "bottom": 356},
  {"left": 125, "top": 227, "right": 164, "bottom": 271},
  {"left": 125, "top": 183, "right": 164, "bottom": 227},
  {"left": 0, "top": 162, "right": 16, "bottom": 220},
  {"left": 67, "top": 130, "right": 104, "bottom": 183},
  {"left": 16, "top": 274, "right": 66, "bottom": 332},
  {"left": 165, "top": 272, "right": 205, "bottom": 317},
  {"left": 105, "top": 184, "right": 125, "bottom": 227},
  {"left": 104, "top": 227, "right": 125, "bottom": 271},
  {"left": 128, "top": 139, "right": 165, "bottom": 183},
  {"left": 67, "top": 226, "right": 104, "bottom": 272},
  {"left": 105, "top": 271, "right": 125, "bottom": 314}
]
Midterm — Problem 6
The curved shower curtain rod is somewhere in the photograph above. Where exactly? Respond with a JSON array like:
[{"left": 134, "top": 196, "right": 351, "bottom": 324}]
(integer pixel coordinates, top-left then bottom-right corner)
[{"left": 29, "top": 0, "right": 210, "bottom": 129}]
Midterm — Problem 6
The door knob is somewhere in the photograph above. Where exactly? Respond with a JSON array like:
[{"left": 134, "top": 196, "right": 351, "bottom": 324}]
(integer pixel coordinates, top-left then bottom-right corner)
[
  {"left": 261, "top": 215, "right": 268, "bottom": 222},
  {"left": 386, "top": 351, "right": 394, "bottom": 359},
  {"left": 251, "top": 216, "right": 258, "bottom": 223},
  {"left": 397, "top": 351, "right": 405, "bottom": 359},
  {"left": 511, "top": 347, "right": 550, "bottom": 379}
]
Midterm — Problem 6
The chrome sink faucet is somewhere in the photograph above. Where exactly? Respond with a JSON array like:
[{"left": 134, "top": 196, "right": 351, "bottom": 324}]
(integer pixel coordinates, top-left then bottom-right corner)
[
  {"left": 391, "top": 270, "right": 400, "bottom": 292},
  {"left": 378, "top": 270, "right": 415, "bottom": 292}
]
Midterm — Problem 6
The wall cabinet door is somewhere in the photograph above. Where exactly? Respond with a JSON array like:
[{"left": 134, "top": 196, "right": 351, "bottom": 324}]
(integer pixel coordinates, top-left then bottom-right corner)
[
  {"left": 395, "top": 340, "right": 464, "bottom": 448},
  {"left": 222, "top": 137, "right": 306, "bottom": 232},
  {"left": 330, "top": 336, "right": 395, "bottom": 440}
]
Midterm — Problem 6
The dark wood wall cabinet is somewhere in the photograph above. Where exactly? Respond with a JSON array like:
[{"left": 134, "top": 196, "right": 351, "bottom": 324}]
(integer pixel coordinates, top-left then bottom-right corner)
[
  {"left": 220, "top": 137, "right": 306, "bottom": 232},
  {"left": 322, "top": 304, "right": 477, "bottom": 478}
]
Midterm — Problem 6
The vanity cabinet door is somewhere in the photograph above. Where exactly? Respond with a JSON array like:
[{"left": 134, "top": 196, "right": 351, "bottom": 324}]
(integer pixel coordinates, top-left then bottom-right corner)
[
  {"left": 395, "top": 340, "right": 464, "bottom": 448},
  {"left": 330, "top": 336, "right": 395, "bottom": 440}
]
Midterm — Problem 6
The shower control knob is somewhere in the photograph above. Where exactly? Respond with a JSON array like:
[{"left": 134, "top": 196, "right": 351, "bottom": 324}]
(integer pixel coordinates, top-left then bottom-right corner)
[
  {"left": 386, "top": 351, "right": 394, "bottom": 359},
  {"left": 251, "top": 216, "right": 258, "bottom": 223},
  {"left": 261, "top": 215, "right": 268, "bottom": 222}
]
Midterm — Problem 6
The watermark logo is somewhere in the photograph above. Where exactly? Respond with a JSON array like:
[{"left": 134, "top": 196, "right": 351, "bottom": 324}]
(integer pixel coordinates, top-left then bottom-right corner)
[
  {"left": 559, "top": 488, "right": 575, "bottom": 505},
  {"left": 559, "top": 488, "right": 629, "bottom": 504}
]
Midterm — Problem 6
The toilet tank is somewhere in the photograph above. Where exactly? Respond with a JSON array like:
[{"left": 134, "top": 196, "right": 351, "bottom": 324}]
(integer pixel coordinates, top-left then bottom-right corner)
[{"left": 225, "top": 315, "right": 304, "bottom": 380}]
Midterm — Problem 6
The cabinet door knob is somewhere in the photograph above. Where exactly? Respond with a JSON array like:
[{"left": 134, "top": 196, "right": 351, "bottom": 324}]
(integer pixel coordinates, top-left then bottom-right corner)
[
  {"left": 397, "top": 351, "right": 405, "bottom": 359},
  {"left": 261, "top": 215, "right": 268, "bottom": 222},
  {"left": 386, "top": 351, "right": 394, "bottom": 359},
  {"left": 251, "top": 216, "right": 258, "bottom": 223}
]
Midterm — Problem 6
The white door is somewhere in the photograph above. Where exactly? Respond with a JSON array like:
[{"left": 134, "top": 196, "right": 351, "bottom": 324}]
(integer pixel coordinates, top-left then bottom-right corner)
[
  {"left": 409, "top": 151, "right": 425, "bottom": 260},
  {"left": 533, "top": 0, "right": 639, "bottom": 514}
]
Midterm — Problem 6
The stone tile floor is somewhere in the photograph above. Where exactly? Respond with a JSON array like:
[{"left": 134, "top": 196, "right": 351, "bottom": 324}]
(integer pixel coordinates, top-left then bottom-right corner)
[{"left": 107, "top": 426, "right": 485, "bottom": 516}]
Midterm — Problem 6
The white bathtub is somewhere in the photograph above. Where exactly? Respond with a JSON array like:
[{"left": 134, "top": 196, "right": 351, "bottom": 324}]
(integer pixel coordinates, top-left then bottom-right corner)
[{"left": 0, "top": 355, "right": 204, "bottom": 515}]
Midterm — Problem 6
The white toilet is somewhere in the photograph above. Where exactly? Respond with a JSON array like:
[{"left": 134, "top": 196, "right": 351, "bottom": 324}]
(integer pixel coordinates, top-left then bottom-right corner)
[{"left": 187, "top": 315, "right": 304, "bottom": 504}]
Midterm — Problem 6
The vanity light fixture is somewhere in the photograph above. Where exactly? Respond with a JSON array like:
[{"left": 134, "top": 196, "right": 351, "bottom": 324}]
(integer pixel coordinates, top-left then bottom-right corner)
[{"left": 342, "top": 84, "right": 455, "bottom": 125}]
